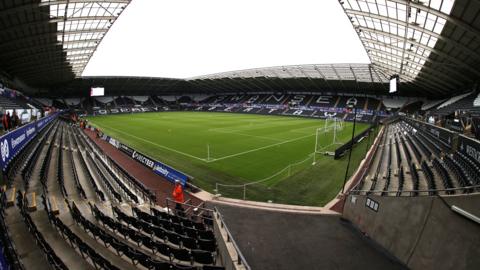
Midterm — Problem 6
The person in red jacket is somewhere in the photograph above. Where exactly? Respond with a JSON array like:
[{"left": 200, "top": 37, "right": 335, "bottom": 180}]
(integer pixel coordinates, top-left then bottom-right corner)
[
  {"left": 2, "top": 112, "right": 9, "bottom": 131},
  {"left": 172, "top": 179, "right": 184, "bottom": 204},
  {"left": 172, "top": 179, "right": 185, "bottom": 213}
]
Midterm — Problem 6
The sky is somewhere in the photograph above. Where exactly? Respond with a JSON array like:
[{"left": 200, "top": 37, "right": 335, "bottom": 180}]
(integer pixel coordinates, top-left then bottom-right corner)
[{"left": 82, "top": 0, "right": 370, "bottom": 79}]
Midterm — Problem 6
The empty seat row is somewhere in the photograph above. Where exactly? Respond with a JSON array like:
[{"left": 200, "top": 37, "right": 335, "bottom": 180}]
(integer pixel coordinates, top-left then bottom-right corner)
[
  {"left": 432, "top": 158, "right": 455, "bottom": 194},
  {"left": 52, "top": 213, "right": 121, "bottom": 270},
  {"left": 95, "top": 153, "right": 140, "bottom": 204},
  {"left": 68, "top": 143, "right": 87, "bottom": 199},
  {"left": 56, "top": 131, "right": 68, "bottom": 197},
  {"left": 70, "top": 202, "right": 219, "bottom": 269},
  {"left": 0, "top": 188, "right": 24, "bottom": 270},
  {"left": 111, "top": 206, "right": 215, "bottom": 251},
  {"left": 86, "top": 153, "right": 123, "bottom": 203},
  {"left": 17, "top": 192, "right": 67, "bottom": 270},
  {"left": 76, "top": 147, "right": 106, "bottom": 201},
  {"left": 80, "top": 130, "right": 155, "bottom": 202},
  {"left": 39, "top": 126, "right": 58, "bottom": 187},
  {"left": 421, "top": 161, "right": 437, "bottom": 195},
  {"left": 409, "top": 162, "right": 420, "bottom": 195},
  {"left": 7, "top": 120, "right": 57, "bottom": 185},
  {"left": 137, "top": 207, "right": 212, "bottom": 234}
]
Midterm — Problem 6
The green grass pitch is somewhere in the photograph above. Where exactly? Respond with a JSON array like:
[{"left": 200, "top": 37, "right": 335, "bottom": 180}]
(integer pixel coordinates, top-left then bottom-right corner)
[{"left": 87, "top": 111, "right": 374, "bottom": 206}]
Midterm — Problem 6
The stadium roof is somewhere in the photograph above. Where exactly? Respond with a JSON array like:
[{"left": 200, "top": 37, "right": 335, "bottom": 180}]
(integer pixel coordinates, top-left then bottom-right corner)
[
  {"left": 186, "top": 63, "right": 391, "bottom": 94},
  {"left": 0, "top": 0, "right": 130, "bottom": 86},
  {"left": 53, "top": 64, "right": 392, "bottom": 96},
  {"left": 340, "top": 0, "right": 480, "bottom": 96},
  {"left": 1, "top": 0, "right": 480, "bottom": 98}
]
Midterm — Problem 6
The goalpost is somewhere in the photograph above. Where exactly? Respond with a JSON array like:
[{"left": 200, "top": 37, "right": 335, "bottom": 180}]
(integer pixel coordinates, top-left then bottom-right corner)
[{"left": 312, "top": 117, "right": 344, "bottom": 165}]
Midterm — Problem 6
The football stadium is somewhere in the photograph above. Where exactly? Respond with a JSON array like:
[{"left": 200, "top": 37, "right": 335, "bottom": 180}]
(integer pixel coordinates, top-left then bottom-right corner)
[{"left": 0, "top": 0, "right": 479, "bottom": 270}]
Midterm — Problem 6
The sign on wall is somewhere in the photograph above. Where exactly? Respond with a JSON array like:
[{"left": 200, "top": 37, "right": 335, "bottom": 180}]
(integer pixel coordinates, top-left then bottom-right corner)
[
  {"left": 0, "top": 112, "right": 58, "bottom": 171},
  {"left": 366, "top": 197, "right": 379, "bottom": 212},
  {"left": 100, "top": 133, "right": 190, "bottom": 186}
]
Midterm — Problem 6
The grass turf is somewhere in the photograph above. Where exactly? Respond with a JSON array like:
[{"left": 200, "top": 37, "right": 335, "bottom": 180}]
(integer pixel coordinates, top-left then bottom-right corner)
[{"left": 87, "top": 111, "right": 373, "bottom": 206}]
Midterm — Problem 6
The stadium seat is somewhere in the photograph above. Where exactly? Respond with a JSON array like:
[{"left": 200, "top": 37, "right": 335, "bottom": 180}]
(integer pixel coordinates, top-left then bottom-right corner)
[
  {"left": 192, "top": 249, "right": 215, "bottom": 265},
  {"left": 171, "top": 247, "right": 191, "bottom": 263}
]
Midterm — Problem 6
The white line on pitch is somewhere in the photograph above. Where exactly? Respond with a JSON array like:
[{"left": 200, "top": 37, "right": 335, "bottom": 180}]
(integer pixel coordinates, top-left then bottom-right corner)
[
  {"left": 92, "top": 123, "right": 207, "bottom": 162},
  {"left": 206, "top": 133, "right": 315, "bottom": 163},
  {"left": 208, "top": 128, "right": 284, "bottom": 142}
]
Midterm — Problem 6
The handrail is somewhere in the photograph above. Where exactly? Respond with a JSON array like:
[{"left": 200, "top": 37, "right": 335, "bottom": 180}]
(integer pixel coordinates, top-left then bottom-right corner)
[
  {"left": 214, "top": 207, "right": 251, "bottom": 270},
  {"left": 451, "top": 205, "right": 480, "bottom": 224},
  {"left": 350, "top": 184, "right": 480, "bottom": 196},
  {"left": 347, "top": 125, "right": 385, "bottom": 193},
  {"left": 165, "top": 198, "right": 214, "bottom": 223}
]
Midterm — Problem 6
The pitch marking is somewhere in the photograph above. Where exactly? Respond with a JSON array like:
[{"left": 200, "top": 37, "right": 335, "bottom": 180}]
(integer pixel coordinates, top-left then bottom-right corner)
[
  {"left": 207, "top": 133, "right": 315, "bottom": 162},
  {"left": 208, "top": 128, "right": 284, "bottom": 142},
  {"left": 91, "top": 123, "right": 207, "bottom": 161},
  {"left": 93, "top": 122, "right": 317, "bottom": 163}
]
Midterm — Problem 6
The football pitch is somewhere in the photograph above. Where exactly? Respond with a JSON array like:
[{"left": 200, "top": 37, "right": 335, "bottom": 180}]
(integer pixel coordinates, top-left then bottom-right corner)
[{"left": 87, "top": 111, "right": 374, "bottom": 206}]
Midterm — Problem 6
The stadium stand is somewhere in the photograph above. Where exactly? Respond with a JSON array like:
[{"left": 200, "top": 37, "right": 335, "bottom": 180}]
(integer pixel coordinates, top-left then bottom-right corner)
[
  {"left": 2, "top": 0, "right": 480, "bottom": 269},
  {"left": 85, "top": 94, "right": 389, "bottom": 123},
  {"left": 430, "top": 92, "right": 479, "bottom": 115},
  {"left": 1, "top": 115, "right": 227, "bottom": 270},
  {"left": 353, "top": 118, "right": 480, "bottom": 196}
]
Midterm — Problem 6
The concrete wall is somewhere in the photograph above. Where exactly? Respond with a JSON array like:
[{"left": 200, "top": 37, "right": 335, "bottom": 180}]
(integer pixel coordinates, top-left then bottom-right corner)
[{"left": 343, "top": 194, "right": 480, "bottom": 270}]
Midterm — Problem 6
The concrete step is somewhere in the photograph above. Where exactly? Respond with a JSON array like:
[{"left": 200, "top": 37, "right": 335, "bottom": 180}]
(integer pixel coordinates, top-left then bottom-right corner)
[
  {"left": 26, "top": 192, "right": 37, "bottom": 212},
  {"left": 5, "top": 187, "right": 16, "bottom": 207},
  {"left": 49, "top": 196, "right": 60, "bottom": 216}
]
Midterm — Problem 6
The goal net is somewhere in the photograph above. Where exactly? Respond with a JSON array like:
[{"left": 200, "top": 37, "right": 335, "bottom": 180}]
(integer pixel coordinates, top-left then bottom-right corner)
[{"left": 312, "top": 117, "right": 346, "bottom": 163}]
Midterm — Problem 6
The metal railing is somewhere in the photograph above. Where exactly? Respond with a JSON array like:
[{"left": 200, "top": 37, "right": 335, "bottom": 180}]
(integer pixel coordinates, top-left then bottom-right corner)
[
  {"left": 165, "top": 198, "right": 214, "bottom": 225},
  {"left": 350, "top": 184, "right": 480, "bottom": 197},
  {"left": 215, "top": 154, "right": 314, "bottom": 200},
  {"left": 214, "top": 207, "right": 251, "bottom": 270},
  {"left": 451, "top": 205, "right": 480, "bottom": 224}
]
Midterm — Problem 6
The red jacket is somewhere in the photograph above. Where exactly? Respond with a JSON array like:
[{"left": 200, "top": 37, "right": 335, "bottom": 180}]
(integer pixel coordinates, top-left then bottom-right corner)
[
  {"left": 172, "top": 183, "right": 184, "bottom": 203},
  {"left": 2, "top": 114, "right": 9, "bottom": 129}
]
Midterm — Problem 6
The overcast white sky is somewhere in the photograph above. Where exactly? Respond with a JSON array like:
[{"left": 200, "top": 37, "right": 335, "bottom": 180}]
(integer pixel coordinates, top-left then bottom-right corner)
[{"left": 82, "top": 0, "right": 370, "bottom": 79}]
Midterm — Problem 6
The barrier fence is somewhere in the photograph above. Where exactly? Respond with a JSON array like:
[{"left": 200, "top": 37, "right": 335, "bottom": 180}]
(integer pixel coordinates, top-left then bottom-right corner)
[
  {"left": 91, "top": 127, "right": 192, "bottom": 187},
  {"left": 215, "top": 154, "right": 314, "bottom": 201},
  {"left": 0, "top": 112, "right": 59, "bottom": 171}
]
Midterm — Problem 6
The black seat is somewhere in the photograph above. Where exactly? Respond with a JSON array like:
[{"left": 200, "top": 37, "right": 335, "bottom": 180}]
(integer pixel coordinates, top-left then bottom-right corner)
[
  {"left": 198, "top": 239, "right": 216, "bottom": 252},
  {"left": 98, "top": 232, "right": 113, "bottom": 248},
  {"left": 171, "top": 248, "right": 191, "bottom": 263},
  {"left": 180, "top": 235, "right": 197, "bottom": 250},
  {"left": 129, "top": 232, "right": 144, "bottom": 246},
  {"left": 154, "top": 241, "right": 171, "bottom": 259},
  {"left": 141, "top": 222, "right": 154, "bottom": 235},
  {"left": 167, "top": 232, "right": 181, "bottom": 246},
  {"left": 151, "top": 207, "right": 170, "bottom": 219},
  {"left": 142, "top": 237, "right": 156, "bottom": 254},
  {"left": 180, "top": 219, "right": 194, "bottom": 229},
  {"left": 101, "top": 260, "right": 121, "bottom": 270},
  {"left": 160, "top": 219, "right": 173, "bottom": 231},
  {"left": 78, "top": 242, "right": 90, "bottom": 258},
  {"left": 111, "top": 240, "right": 126, "bottom": 256},
  {"left": 192, "top": 250, "right": 214, "bottom": 265},
  {"left": 129, "top": 218, "right": 142, "bottom": 230},
  {"left": 149, "top": 259, "right": 173, "bottom": 270},
  {"left": 199, "top": 230, "right": 214, "bottom": 241},
  {"left": 184, "top": 227, "right": 198, "bottom": 239},
  {"left": 170, "top": 215, "right": 181, "bottom": 224},
  {"left": 152, "top": 217, "right": 163, "bottom": 227},
  {"left": 173, "top": 264, "right": 197, "bottom": 270},
  {"left": 153, "top": 226, "right": 166, "bottom": 239},
  {"left": 202, "top": 266, "right": 225, "bottom": 270},
  {"left": 173, "top": 223, "right": 185, "bottom": 235},
  {"left": 118, "top": 223, "right": 132, "bottom": 238},
  {"left": 131, "top": 250, "right": 149, "bottom": 266}
]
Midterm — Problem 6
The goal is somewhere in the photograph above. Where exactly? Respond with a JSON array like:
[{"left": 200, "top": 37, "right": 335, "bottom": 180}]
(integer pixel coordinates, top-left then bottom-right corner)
[{"left": 312, "top": 117, "right": 345, "bottom": 164}]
